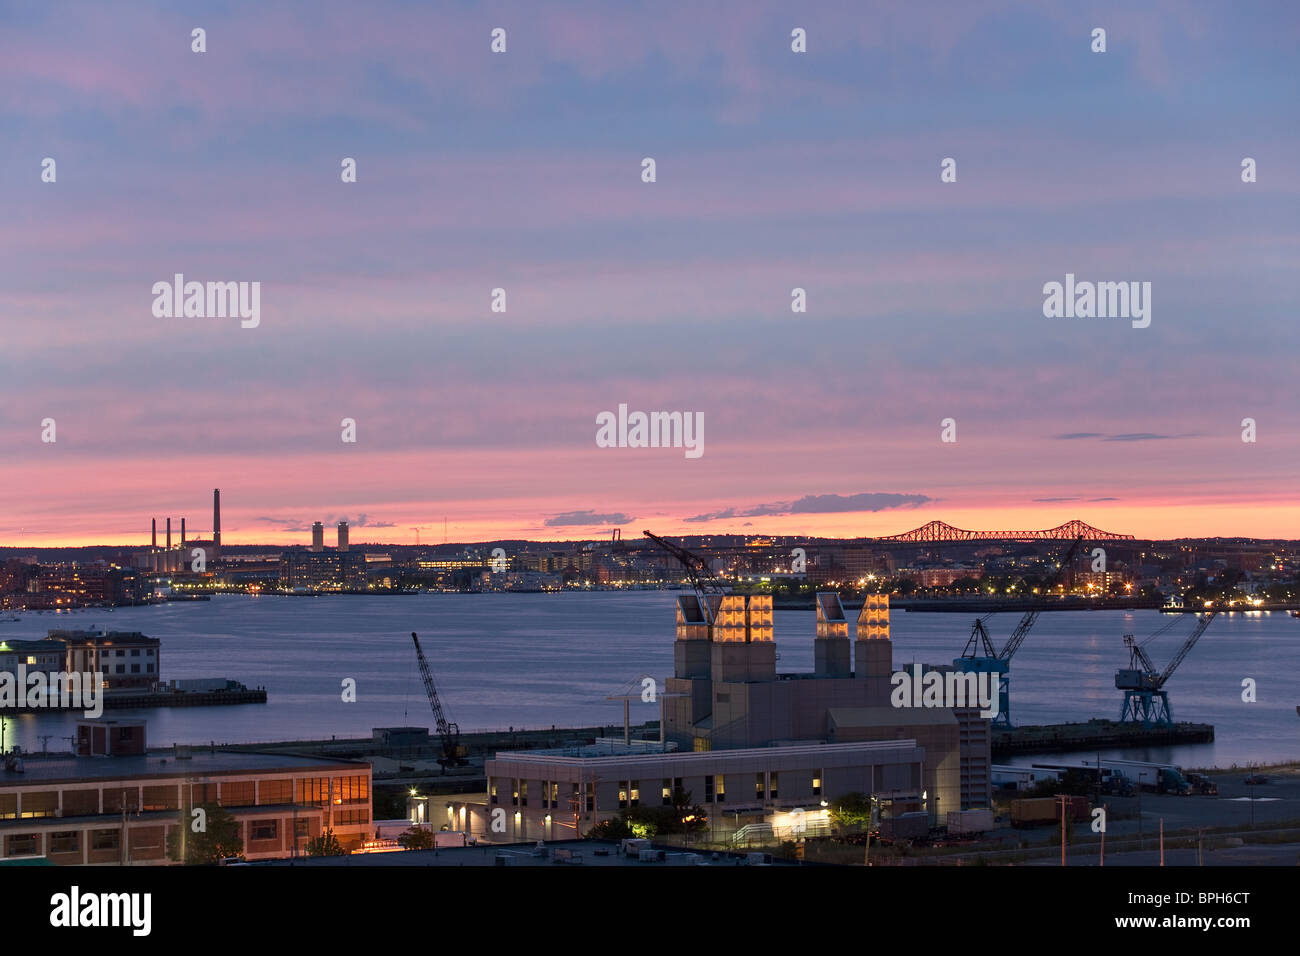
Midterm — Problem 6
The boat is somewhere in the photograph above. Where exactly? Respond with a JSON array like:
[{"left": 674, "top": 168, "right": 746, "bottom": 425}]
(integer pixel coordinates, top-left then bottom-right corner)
[{"left": 1161, "top": 594, "right": 1185, "bottom": 613}]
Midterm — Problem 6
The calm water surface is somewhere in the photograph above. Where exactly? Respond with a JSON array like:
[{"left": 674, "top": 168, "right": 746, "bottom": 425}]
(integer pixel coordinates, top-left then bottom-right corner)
[{"left": 2, "top": 594, "right": 1296, "bottom": 768}]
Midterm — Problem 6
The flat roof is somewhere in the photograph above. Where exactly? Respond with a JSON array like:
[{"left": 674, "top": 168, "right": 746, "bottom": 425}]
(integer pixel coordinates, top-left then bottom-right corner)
[
  {"left": 0, "top": 750, "right": 370, "bottom": 788},
  {"left": 263, "top": 839, "right": 808, "bottom": 867},
  {"left": 490, "top": 739, "right": 920, "bottom": 771}
]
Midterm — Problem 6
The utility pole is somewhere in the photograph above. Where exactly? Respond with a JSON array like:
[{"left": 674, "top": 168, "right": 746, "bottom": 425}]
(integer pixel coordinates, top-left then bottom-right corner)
[
  {"left": 1057, "top": 794, "right": 1069, "bottom": 866},
  {"left": 1100, "top": 802, "right": 1106, "bottom": 867},
  {"left": 1159, "top": 818, "right": 1165, "bottom": 866}
]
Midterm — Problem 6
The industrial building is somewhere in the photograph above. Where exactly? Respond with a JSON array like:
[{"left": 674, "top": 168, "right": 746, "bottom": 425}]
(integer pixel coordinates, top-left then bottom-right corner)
[
  {"left": 282, "top": 520, "right": 364, "bottom": 589},
  {"left": 664, "top": 593, "right": 989, "bottom": 811},
  {"left": 480, "top": 593, "right": 991, "bottom": 843},
  {"left": 280, "top": 549, "right": 367, "bottom": 590},
  {"left": 134, "top": 488, "right": 222, "bottom": 572},
  {"left": 0, "top": 720, "right": 372, "bottom": 864}
]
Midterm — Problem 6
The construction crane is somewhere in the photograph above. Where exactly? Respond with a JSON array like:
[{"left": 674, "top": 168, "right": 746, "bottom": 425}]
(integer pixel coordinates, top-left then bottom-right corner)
[
  {"left": 410, "top": 632, "right": 468, "bottom": 772},
  {"left": 642, "top": 531, "right": 726, "bottom": 622},
  {"left": 1116, "top": 610, "right": 1217, "bottom": 727},
  {"left": 954, "top": 535, "right": 1086, "bottom": 729}
]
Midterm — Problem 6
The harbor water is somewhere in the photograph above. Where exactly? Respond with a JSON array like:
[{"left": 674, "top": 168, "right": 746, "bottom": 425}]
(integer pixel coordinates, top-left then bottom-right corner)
[{"left": 2, "top": 593, "right": 1295, "bottom": 769}]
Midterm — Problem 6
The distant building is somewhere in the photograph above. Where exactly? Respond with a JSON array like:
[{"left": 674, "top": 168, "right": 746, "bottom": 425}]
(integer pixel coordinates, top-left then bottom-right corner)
[
  {"left": 0, "top": 638, "right": 65, "bottom": 680},
  {"left": 47, "top": 629, "right": 161, "bottom": 691},
  {"left": 311, "top": 522, "right": 325, "bottom": 552},
  {"left": 280, "top": 550, "right": 367, "bottom": 590}
]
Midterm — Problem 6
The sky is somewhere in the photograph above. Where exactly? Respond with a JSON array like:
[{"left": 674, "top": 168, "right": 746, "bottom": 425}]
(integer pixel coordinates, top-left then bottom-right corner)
[{"left": 1, "top": 1, "right": 1297, "bottom": 547}]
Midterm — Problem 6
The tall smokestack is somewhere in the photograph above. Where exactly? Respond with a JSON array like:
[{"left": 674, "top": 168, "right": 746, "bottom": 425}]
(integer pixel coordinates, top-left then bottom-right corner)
[
  {"left": 181, "top": 517, "right": 186, "bottom": 546},
  {"left": 213, "top": 488, "right": 221, "bottom": 558},
  {"left": 338, "top": 521, "right": 349, "bottom": 552},
  {"left": 151, "top": 519, "right": 157, "bottom": 549},
  {"left": 166, "top": 518, "right": 171, "bottom": 549}
]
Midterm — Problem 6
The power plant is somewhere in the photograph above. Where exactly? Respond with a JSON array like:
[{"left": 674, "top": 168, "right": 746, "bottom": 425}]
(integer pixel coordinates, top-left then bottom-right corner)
[{"left": 135, "top": 488, "right": 222, "bottom": 572}]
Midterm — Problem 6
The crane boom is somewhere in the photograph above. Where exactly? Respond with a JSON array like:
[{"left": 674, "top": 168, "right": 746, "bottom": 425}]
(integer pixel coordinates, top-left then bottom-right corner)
[
  {"left": 1123, "top": 634, "right": 1158, "bottom": 675},
  {"left": 1157, "top": 611, "right": 1216, "bottom": 688},
  {"left": 997, "top": 535, "right": 1085, "bottom": 661},
  {"left": 411, "top": 631, "right": 465, "bottom": 770},
  {"left": 642, "top": 531, "right": 725, "bottom": 616}
]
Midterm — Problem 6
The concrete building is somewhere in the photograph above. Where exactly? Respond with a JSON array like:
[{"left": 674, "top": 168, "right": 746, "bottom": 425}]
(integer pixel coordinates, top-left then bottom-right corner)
[
  {"left": 485, "top": 738, "right": 924, "bottom": 844},
  {"left": 311, "top": 522, "right": 325, "bottom": 552},
  {"left": 0, "top": 723, "right": 372, "bottom": 864},
  {"left": 337, "top": 522, "right": 349, "bottom": 552}
]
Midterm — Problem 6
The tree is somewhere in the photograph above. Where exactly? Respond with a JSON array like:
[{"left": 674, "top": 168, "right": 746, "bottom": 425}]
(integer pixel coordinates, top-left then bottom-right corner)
[
  {"left": 585, "top": 816, "right": 633, "bottom": 841},
  {"left": 166, "top": 802, "right": 243, "bottom": 864},
  {"left": 397, "top": 826, "right": 436, "bottom": 850},
  {"left": 829, "top": 792, "right": 874, "bottom": 830},
  {"left": 583, "top": 789, "right": 707, "bottom": 841},
  {"left": 305, "top": 827, "right": 347, "bottom": 856}
]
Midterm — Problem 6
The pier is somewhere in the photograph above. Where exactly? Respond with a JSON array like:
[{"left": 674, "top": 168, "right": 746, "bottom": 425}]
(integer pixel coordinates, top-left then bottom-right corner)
[{"left": 992, "top": 718, "right": 1213, "bottom": 756}]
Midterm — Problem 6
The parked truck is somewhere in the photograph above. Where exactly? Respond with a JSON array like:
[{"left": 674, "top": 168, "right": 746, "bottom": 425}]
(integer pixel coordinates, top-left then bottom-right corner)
[
  {"left": 946, "top": 809, "right": 995, "bottom": 837},
  {"left": 1010, "top": 797, "right": 1089, "bottom": 828},
  {"left": 877, "top": 811, "right": 930, "bottom": 844}
]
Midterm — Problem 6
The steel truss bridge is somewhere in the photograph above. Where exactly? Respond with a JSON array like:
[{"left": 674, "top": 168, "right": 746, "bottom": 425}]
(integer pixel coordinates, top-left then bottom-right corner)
[{"left": 877, "top": 519, "right": 1135, "bottom": 543}]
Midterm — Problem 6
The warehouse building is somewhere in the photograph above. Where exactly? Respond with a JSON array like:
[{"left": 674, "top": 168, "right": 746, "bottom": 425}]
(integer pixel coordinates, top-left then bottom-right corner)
[{"left": 0, "top": 721, "right": 372, "bottom": 864}]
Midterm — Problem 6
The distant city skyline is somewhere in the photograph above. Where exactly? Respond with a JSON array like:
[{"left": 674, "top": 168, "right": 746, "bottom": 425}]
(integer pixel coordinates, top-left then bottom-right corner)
[{"left": 3, "top": 2, "right": 1297, "bottom": 546}]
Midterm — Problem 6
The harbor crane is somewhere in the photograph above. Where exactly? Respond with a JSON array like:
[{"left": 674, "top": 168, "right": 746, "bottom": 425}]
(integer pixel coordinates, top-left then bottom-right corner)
[
  {"left": 642, "top": 530, "right": 727, "bottom": 623},
  {"left": 410, "top": 632, "right": 468, "bottom": 772},
  {"left": 954, "top": 534, "right": 1086, "bottom": 729},
  {"left": 1115, "top": 610, "right": 1217, "bottom": 727}
]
